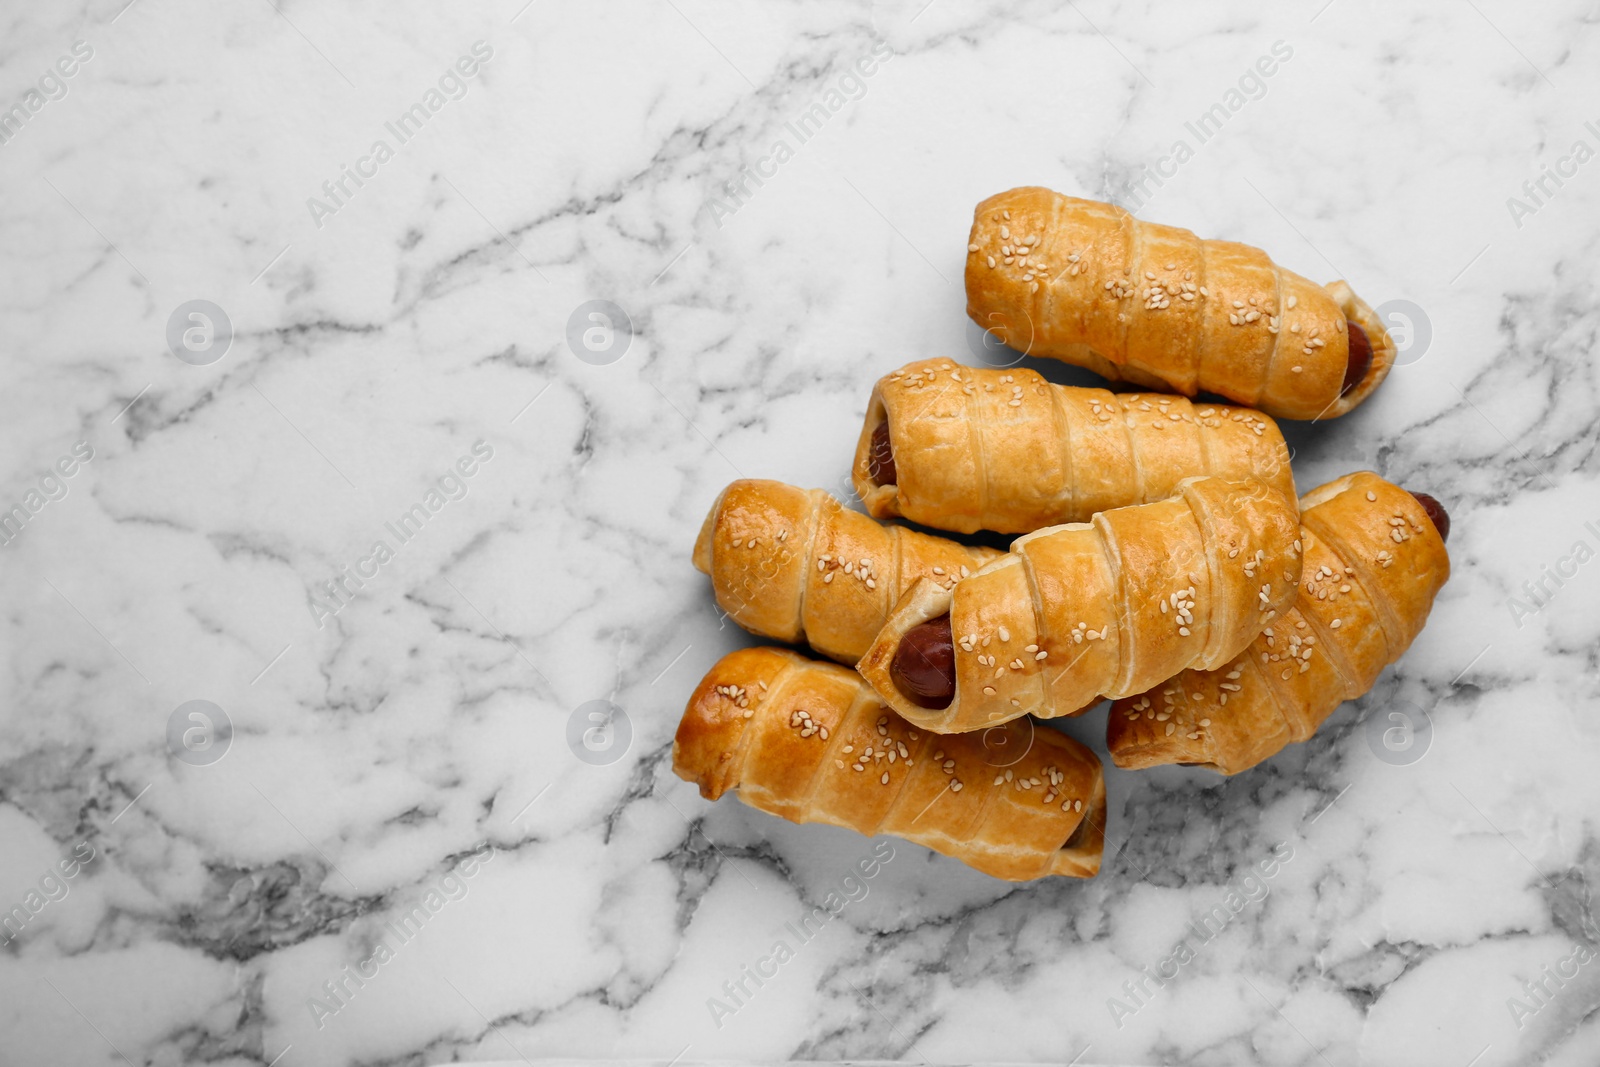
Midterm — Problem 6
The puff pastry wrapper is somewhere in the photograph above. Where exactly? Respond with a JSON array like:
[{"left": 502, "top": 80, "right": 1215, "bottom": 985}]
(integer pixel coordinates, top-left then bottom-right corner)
[
  {"left": 854, "top": 358, "right": 1294, "bottom": 534},
  {"left": 858, "top": 476, "right": 1301, "bottom": 732},
  {"left": 964, "top": 188, "right": 1396, "bottom": 421},
  {"left": 694, "top": 479, "right": 1002, "bottom": 663},
  {"left": 674, "top": 647, "right": 1105, "bottom": 881},
  {"left": 1107, "top": 472, "right": 1449, "bottom": 774}
]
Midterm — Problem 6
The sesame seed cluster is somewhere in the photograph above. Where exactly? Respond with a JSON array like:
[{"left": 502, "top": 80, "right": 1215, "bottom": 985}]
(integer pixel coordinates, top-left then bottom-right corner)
[
  {"left": 957, "top": 620, "right": 1065, "bottom": 704},
  {"left": 1107, "top": 473, "right": 1450, "bottom": 774}
]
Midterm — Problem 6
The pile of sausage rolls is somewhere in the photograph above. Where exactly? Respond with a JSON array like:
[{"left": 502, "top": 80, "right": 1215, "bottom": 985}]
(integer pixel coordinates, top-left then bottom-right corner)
[{"left": 673, "top": 188, "right": 1450, "bottom": 882}]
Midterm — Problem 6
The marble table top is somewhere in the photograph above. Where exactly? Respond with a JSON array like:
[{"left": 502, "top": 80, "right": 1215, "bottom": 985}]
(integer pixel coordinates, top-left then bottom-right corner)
[{"left": 1, "top": 1, "right": 1598, "bottom": 1065}]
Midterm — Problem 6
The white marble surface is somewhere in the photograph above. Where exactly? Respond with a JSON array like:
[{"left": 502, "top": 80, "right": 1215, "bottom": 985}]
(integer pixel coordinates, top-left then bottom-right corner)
[{"left": 1, "top": 1, "right": 1598, "bottom": 1065}]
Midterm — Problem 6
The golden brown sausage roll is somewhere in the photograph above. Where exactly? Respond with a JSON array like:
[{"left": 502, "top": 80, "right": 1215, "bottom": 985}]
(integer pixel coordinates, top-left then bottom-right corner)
[
  {"left": 694, "top": 479, "right": 1003, "bottom": 663},
  {"left": 674, "top": 646, "right": 1105, "bottom": 881},
  {"left": 964, "top": 188, "right": 1395, "bottom": 421},
  {"left": 857, "top": 476, "right": 1301, "bottom": 733},
  {"left": 854, "top": 358, "right": 1295, "bottom": 534}
]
